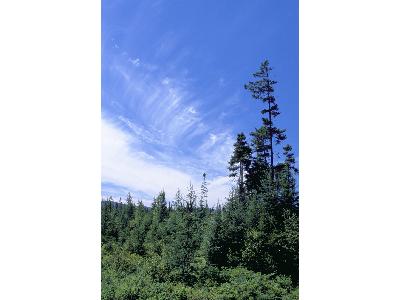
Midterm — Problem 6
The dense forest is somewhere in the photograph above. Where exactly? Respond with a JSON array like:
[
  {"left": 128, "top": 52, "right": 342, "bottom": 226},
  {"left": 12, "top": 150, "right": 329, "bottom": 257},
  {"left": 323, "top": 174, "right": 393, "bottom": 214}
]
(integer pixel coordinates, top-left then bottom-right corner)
[{"left": 101, "top": 60, "right": 299, "bottom": 300}]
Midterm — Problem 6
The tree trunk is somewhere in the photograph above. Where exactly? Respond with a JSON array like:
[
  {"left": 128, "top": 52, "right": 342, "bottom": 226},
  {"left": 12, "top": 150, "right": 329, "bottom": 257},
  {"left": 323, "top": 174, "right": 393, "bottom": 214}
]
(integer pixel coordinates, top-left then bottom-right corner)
[
  {"left": 268, "top": 99, "right": 274, "bottom": 181},
  {"left": 239, "top": 161, "right": 244, "bottom": 200}
]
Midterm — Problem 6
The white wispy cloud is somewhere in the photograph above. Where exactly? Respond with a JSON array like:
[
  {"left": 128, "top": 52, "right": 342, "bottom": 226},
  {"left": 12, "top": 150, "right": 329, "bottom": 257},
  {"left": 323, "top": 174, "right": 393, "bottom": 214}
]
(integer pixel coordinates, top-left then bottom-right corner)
[
  {"left": 118, "top": 115, "right": 165, "bottom": 146},
  {"left": 198, "top": 132, "right": 235, "bottom": 172},
  {"left": 128, "top": 57, "right": 140, "bottom": 66},
  {"left": 102, "top": 117, "right": 190, "bottom": 202},
  {"left": 102, "top": 117, "right": 232, "bottom": 206},
  {"left": 112, "top": 60, "right": 203, "bottom": 144},
  {"left": 103, "top": 47, "right": 238, "bottom": 205}
]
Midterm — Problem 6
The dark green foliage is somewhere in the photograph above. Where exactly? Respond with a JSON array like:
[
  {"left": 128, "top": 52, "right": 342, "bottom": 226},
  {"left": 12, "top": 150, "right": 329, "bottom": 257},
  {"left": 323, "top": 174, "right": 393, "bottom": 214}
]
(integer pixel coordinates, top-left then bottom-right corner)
[
  {"left": 102, "top": 244, "right": 298, "bottom": 300},
  {"left": 245, "top": 59, "right": 287, "bottom": 181},
  {"left": 125, "top": 200, "right": 150, "bottom": 256},
  {"left": 276, "top": 145, "right": 299, "bottom": 211},
  {"left": 228, "top": 133, "right": 252, "bottom": 200},
  {"left": 101, "top": 59, "right": 299, "bottom": 299}
]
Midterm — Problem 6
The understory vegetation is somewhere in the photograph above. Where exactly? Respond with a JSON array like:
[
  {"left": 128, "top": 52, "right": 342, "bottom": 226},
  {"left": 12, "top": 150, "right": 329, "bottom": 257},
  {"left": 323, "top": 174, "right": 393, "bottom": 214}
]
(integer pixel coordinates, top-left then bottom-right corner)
[{"left": 102, "top": 60, "right": 299, "bottom": 299}]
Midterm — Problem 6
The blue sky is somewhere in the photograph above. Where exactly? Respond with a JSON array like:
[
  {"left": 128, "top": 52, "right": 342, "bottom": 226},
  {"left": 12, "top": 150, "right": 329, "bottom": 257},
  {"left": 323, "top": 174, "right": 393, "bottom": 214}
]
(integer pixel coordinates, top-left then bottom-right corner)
[{"left": 102, "top": 0, "right": 298, "bottom": 206}]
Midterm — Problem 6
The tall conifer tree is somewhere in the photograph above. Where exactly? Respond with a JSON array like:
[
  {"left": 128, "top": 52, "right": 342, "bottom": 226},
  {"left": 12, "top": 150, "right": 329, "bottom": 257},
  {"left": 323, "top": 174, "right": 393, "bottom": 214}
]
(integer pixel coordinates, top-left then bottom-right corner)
[
  {"left": 199, "top": 173, "right": 208, "bottom": 210},
  {"left": 245, "top": 60, "right": 286, "bottom": 181}
]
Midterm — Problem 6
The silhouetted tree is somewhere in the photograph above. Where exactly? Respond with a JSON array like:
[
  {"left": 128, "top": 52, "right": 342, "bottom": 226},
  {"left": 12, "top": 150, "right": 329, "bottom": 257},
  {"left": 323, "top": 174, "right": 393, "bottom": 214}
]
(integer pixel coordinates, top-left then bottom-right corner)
[
  {"left": 228, "top": 133, "right": 252, "bottom": 200},
  {"left": 245, "top": 60, "right": 286, "bottom": 181}
]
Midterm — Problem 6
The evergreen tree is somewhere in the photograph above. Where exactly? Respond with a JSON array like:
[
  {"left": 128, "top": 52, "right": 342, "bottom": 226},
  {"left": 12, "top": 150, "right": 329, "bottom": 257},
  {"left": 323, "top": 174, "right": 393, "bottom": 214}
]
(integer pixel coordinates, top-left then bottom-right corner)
[
  {"left": 174, "top": 189, "right": 184, "bottom": 210},
  {"left": 126, "top": 200, "right": 149, "bottom": 255},
  {"left": 250, "top": 126, "right": 270, "bottom": 166},
  {"left": 199, "top": 173, "right": 209, "bottom": 215},
  {"left": 101, "top": 197, "right": 114, "bottom": 243},
  {"left": 245, "top": 60, "right": 286, "bottom": 181},
  {"left": 219, "top": 193, "right": 247, "bottom": 267},
  {"left": 185, "top": 183, "right": 197, "bottom": 212},
  {"left": 271, "top": 210, "right": 299, "bottom": 284},
  {"left": 242, "top": 196, "right": 277, "bottom": 274},
  {"left": 276, "top": 144, "right": 298, "bottom": 211},
  {"left": 164, "top": 210, "right": 197, "bottom": 284},
  {"left": 228, "top": 133, "right": 252, "bottom": 200},
  {"left": 152, "top": 190, "right": 168, "bottom": 222},
  {"left": 125, "top": 192, "right": 135, "bottom": 220},
  {"left": 205, "top": 206, "right": 226, "bottom": 267},
  {"left": 102, "top": 196, "right": 121, "bottom": 243},
  {"left": 145, "top": 191, "right": 168, "bottom": 255},
  {"left": 247, "top": 126, "right": 270, "bottom": 192}
]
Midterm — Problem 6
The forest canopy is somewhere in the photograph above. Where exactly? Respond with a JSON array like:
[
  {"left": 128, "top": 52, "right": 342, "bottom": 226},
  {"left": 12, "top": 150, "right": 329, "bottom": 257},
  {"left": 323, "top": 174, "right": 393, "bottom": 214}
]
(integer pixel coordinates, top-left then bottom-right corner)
[{"left": 101, "top": 59, "right": 299, "bottom": 300}]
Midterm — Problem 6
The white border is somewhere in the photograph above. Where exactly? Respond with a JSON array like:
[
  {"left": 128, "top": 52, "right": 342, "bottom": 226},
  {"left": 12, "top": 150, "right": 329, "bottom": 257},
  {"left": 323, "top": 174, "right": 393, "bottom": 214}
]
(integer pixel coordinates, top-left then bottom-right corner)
[
  {"left": 0, "top": 1, "right": 101, "bottom": 299},
  {"left": 301, "top": 1, "right": 400, "bottom": 299}
]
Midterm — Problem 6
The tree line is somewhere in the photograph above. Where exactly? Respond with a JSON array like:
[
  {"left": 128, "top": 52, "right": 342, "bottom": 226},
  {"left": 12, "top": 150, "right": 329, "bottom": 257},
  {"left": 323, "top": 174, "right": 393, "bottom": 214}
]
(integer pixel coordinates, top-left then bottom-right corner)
[{"left": 101, "top": 59, "right": 299, "bottom": 300}]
